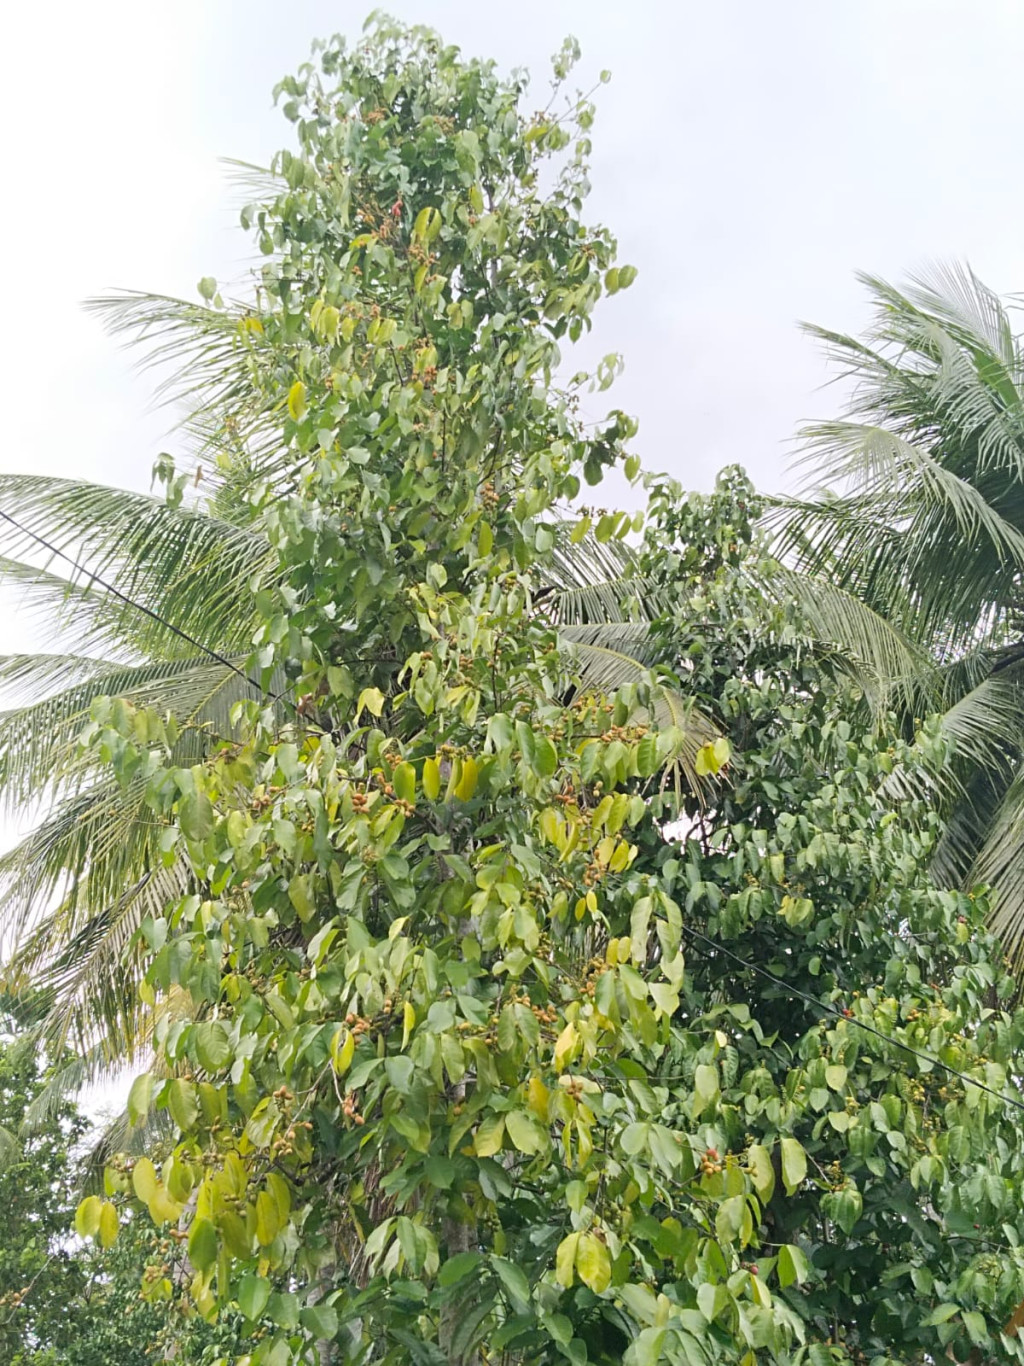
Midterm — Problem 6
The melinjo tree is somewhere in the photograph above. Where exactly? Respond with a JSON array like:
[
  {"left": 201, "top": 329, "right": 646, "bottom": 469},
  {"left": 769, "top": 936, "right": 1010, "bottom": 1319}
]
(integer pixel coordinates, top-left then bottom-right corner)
[{"left": 67, "top": 15, "right": 1024, "bottom": 1366}]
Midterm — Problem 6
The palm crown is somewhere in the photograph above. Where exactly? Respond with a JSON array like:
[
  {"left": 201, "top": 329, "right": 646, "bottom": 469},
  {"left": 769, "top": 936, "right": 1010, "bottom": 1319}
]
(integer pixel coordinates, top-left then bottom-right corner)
[{"left": 775, "top": 264, "right": 1024, "bottom": 967}]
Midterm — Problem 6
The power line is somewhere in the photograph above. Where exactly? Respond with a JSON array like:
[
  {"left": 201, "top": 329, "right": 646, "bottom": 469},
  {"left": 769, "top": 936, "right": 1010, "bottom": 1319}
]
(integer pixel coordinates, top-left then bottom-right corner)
[
  {"left": 0, "top": 506, "right": 266, "bottom": 697},
  {"left": 682, "top": 925, "right": 1024, "bottom": 1119}
]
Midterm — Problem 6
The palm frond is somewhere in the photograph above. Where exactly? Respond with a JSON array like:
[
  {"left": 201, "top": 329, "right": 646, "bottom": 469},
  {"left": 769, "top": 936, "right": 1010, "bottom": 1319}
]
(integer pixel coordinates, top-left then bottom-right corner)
[{"left": 0, "top": 475, "right": 277, "bottom": 658}]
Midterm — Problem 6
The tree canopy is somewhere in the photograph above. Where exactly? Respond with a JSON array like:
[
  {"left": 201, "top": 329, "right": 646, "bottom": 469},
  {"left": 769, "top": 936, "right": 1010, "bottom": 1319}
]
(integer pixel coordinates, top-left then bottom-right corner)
[{"left": 3, "top": 14, "right": 1024, "bottom": 1366}]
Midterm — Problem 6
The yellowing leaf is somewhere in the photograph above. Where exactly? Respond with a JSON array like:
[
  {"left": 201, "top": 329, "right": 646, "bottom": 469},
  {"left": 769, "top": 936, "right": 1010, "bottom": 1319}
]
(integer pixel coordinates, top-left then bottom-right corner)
[
  {"left": 693, "top": 1063, "right": 720, "bottom": 1118},
  {"left": 747, "top": 1143, "right": 775, "bottom": 1203},
  {"left": 779, "top": 894, "right": 814, "bottom": 928},
  {"left": 554, "top": 1021, "right": 579, "bottom": 1072},
  {"left": 127, "top": 1072, "right": 152, "bottom": 1127},
  {"left": 148, "top": 1186, "right": 184, "bottom": 1225},
  {"left": 474, "top": 1113, "right": 505, "bottom": 1157},
  {"left": 392, "top": 761, "right": 416, "bottom": 804},
  {"left": 825, "top": 1064, "right": 848, "bottom": 1091},
  {"left": 649, "top": 982, "right": 679, "bottom": 1017},
  {"left": 505, "top": 1108, "right": 546, "bottom": 1155},
  {"left": 188, "top": 1217, "right": 218, "bottom": 1271},
  {"left": 780, "top": 1136, "right": 807, "bottom": 1195},
  {"left": 75, "top": 1195, "right": 102, "bottom": 1239},
  {"left": 402, "top": 1001, "right": 416, "bottom": 1048},
  {"left": 287, "top": 380, "right": 307, "bottom": 422},
  {"left": 575, "top": 1233, "right": 612, "bottom": 1293}
]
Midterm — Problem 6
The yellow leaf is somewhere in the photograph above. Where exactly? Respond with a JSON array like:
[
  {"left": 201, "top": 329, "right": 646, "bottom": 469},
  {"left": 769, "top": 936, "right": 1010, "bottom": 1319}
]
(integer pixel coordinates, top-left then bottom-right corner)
[
  {"left": 539, "top": 807, "right": 563, "bottom": 847},
  {"left": 403, "top": 1001, "right": 416, "bottom": 1048},
  {"left": 97, "top": 1200, "right": 118, "bottom": 1246},
  {"left": 554, "top": 1021, "right": 579, "bottom": 1072},
  {"left": 148, "top": 1186, "right": 184, "bottom": 1225},
  {"left": 454, "top": 756, "right": 478, "bottom": 801},
  {"left": 422, "top": 757, "right": 441, "bottom": 800},
  {"left": 357, "top": 687, "right": 385, "bottom": 720},
  {"left": 555, "top": 1232, "right": 580, "bottom": 1287},
  {"left": 331, "top": 1027, "right": 354, "bottom": 1075},
  {"left": 131, "top": 1157, "right": 158, "bottom": 1204},
  {"left": 526, "top": 1075, "right": 549, "bottom": 1121},
  {"left": 255, "top": 1190, "right": 281, "bottom": 1246},
  {"left": 287, "top": 380, "right": 307, "bottom": 422}
]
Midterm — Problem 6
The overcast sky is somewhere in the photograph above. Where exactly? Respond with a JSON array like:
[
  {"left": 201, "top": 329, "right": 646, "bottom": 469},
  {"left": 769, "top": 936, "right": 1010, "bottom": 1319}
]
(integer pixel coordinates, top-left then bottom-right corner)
[{"left": 4, "top": 1, "right": 1024, "bottom": 502}]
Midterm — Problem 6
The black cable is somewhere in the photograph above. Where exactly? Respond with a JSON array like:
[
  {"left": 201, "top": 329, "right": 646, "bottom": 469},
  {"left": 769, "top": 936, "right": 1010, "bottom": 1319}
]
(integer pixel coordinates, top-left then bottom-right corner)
[
  {"left": 0, "top": 506, "right": 266, "bottom": 697},
  {"left": 682, "top": 925, "right": 1024, "bottom": 1118}
]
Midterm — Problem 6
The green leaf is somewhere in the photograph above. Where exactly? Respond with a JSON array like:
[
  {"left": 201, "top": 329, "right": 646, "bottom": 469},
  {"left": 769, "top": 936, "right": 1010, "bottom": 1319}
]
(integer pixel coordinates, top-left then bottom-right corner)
[
  {"left": 179, "top": 789, "right": 213, "bottom": 842},
  {"left": 194, "top": 1020, "right": 231, "bottom": 1071},
  {"left": 288, "top": 872, "right": 316, "bottom": 922},
  {"left": 777, "top": 1244, "right": 809, "bottom": 1288},
  {"left": 238, "top": 1274, "right": 272, "bottom": 1321},
  {"left": 532, "top": 735, "right": 558, "bottom": 778},
  {"left": 961, "top": 1310, "right": 989, "bottom": 1346},
  {"left": 748, "top": 1143, "right": 775, "bottom": 1202},
  {"left": 491, "top": 1256, "right": 530, "bottom": 1308},
  {"left": 921, "top": 1303, "right": 961, "bottom": 1326},
  {"left": 187, "top": 1217, "right": 218, "bottom": 1271},
  {"left": 300, "top": 1303, "right": 339, "bottom": 1339},
  {"left": 167, "top": 1078, "right": 199, "bottom": 1132},
  {"left": 780, "top": 1137, "right": 806, "bottom": 1195},
  {"left": 438, "top": 1251, "right": 482, "bottom": 1286}
]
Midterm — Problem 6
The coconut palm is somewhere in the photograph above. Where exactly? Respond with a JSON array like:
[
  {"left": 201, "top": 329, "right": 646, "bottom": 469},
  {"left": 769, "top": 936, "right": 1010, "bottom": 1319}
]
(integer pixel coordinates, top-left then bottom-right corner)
[{"left": 773, "top": 264, "right": 1024, "bottom": 969}]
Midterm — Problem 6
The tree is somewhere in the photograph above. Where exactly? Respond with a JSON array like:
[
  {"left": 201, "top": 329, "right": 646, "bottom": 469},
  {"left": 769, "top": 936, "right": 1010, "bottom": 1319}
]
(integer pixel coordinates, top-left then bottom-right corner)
[
  {"left": 773, "top": 265, "right": 1024, "bottom": 971},
  {"left": 75, "top": 20, "right": 1024, "bottom": 1366},
  {"left": 0, "top": 1026, "right": 195, "bottom": 1365}
]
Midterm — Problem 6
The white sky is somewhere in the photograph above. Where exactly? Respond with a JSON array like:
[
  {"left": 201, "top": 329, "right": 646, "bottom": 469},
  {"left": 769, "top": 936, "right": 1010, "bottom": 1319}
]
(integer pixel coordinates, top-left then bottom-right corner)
[{"left": 5, "top": 0, "right": 1024, "bottom": 506}]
